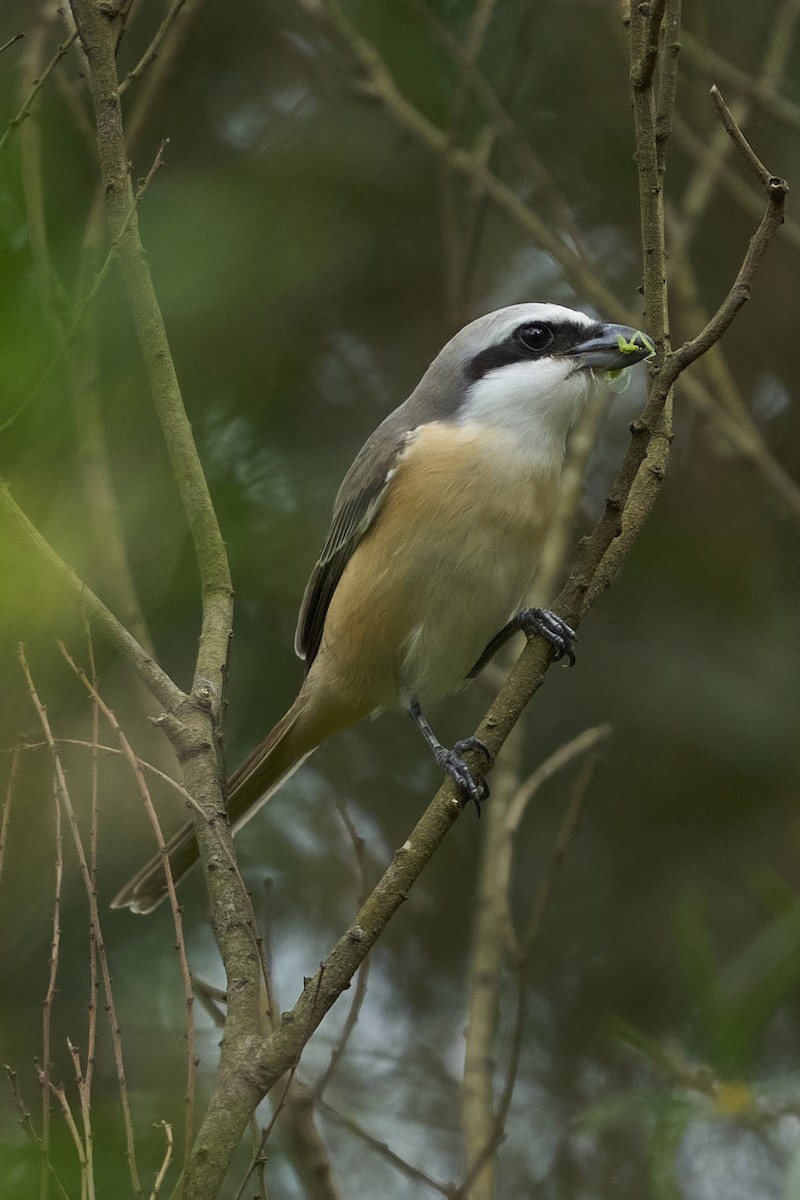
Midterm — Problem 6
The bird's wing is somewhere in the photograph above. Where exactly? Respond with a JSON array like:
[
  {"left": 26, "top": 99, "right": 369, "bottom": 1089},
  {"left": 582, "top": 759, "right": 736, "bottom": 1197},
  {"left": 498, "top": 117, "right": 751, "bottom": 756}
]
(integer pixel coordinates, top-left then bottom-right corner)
[{"left": 294, "top": 428, "right": 408, "bottom": 668}]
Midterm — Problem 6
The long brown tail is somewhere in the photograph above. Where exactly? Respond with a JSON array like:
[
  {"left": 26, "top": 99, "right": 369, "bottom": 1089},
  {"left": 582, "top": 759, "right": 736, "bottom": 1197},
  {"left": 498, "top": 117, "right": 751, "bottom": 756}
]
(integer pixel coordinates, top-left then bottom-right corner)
[{"left": 111, "top": 695, "right": 318, "bottom": 914}]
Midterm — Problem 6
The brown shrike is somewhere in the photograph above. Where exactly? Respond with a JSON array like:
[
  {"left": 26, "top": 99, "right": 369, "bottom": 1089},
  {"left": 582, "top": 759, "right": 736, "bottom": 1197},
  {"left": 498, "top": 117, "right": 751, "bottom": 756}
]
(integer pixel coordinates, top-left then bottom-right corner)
[{"left": 113, "top": 303, "right": 653, "bottom": 913}]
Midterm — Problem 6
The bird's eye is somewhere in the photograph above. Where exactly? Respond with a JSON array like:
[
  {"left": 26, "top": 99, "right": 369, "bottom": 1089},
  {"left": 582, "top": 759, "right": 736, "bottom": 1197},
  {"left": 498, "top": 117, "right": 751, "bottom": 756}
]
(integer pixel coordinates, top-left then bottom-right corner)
[{"left": 516, "top": 322, "right": 554, "bottom": 353}]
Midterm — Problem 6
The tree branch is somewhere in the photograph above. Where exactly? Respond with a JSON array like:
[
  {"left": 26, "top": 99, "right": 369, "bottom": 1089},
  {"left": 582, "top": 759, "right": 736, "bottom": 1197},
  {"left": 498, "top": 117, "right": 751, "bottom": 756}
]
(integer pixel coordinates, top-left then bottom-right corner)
[
  {"left": 0, "top": 479, "right": 183, "bottom": 712},
  {"left": 68, "top": 0, "right": 233, "bottom": 704}
]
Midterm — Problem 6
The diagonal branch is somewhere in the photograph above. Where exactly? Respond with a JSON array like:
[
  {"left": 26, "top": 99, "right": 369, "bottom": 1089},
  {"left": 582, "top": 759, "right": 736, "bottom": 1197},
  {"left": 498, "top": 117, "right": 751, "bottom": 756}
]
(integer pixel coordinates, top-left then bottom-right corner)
[{"left": 0, "top": 479, "right": 183, "bottom": 712}]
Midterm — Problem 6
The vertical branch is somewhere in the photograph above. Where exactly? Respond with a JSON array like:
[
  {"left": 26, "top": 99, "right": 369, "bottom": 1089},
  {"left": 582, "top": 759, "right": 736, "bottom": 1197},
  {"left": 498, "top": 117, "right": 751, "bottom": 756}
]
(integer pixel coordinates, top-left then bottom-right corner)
[
  {"left": 58, "top": 642, "right": 198, "bottom": 1182},
  {"left": 18, "top": 646, "right": 146, "bottom": 1200},
  {"left": 460, "top": 732, "right": 520, "bottom": 1200},
  {"left": 629, "top": 3, "right": 672, "bottom": 345},
  {"left": 40, "top": 774, "right": 63, "bottom": 1200},
  {"left": 67, "top": 0, "right": 233, "bottom": 700},
  {"left": 0, "top": 746, "right": 21, "bottom": 887}
]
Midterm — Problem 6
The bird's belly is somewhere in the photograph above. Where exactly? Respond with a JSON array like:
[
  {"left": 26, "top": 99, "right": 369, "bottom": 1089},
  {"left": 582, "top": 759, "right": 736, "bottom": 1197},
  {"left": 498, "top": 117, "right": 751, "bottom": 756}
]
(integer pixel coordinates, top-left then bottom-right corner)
[{"left": 318, "top": 422, "right": 558, "bottom": 712}]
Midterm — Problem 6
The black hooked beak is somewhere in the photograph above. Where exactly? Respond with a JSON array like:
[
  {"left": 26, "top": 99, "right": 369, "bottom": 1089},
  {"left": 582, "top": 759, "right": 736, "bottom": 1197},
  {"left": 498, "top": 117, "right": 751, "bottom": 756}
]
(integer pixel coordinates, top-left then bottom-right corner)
[{"left": 568, "top": 323, "right": 655, "bottom": 372}]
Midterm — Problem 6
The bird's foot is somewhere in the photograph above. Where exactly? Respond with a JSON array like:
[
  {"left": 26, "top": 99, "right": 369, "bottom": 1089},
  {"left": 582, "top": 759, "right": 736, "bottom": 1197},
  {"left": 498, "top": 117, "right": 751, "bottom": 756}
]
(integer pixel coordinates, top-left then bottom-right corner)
[
  {"left": 517, "top": 607, "right": 577, "bottom": 665},
  {"left": 435, "top": 740, "right": 491, "bottom": 813}
]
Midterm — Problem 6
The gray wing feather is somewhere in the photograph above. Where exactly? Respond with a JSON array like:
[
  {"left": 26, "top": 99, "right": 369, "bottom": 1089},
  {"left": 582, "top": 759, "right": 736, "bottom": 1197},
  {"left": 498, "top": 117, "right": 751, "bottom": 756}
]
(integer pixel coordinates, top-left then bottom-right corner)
[{"left": 294, "top": 428, "right": 408, "bottom": 668}]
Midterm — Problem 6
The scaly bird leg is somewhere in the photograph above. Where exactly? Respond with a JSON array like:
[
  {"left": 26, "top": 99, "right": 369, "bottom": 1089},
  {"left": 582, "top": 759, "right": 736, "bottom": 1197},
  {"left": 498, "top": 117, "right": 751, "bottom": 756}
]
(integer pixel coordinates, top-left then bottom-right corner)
[{"left": 407, "top": 698, "right": 492, "bottom": 813}]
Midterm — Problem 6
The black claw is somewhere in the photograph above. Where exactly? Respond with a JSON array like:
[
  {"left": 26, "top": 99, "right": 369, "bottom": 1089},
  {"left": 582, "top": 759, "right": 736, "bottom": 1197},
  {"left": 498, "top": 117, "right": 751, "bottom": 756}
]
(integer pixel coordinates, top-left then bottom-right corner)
[
  {"left": 437, "top": 748, "right": 488, "bottom": 813},
  {"left": 452, "top": 735, "right": 494, "bottom": 768},
  {"left": 519, "top": 607, "right": 577, "bottom": 666}
]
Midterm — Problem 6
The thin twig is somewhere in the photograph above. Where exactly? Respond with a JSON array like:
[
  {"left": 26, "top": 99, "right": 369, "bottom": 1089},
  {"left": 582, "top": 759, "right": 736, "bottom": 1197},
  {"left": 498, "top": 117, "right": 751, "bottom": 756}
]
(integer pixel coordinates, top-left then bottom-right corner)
[
  {"left": 5, "top": 1065, "right": 70, "bottom": 1200},
  {"left": 66, "top": 1038, "right": 95, "bottom": 1200},
  {"left": 319, "top": 0, "right": 632, "bottom": 325},
  {"left": 118, "top": 0, "right": 191, "bottom": 95},
  {"left": 0, "top": 746, "right": 21, "bottom": 887},
  {"left": 681, "top": 26, "right": 800, "bottom": 137},
  {"left": 57, "top": 642, "right": 197, "bottom": 1180},
  {"left": 40, "top": 770, "right": 63, "bottom": 1200},
  {"left": 496, "top": 726, "right": 612, "bottom": 959},
  {"left": 710, "top": 84, "right": 774, "bottom": 186},
  {"left": 313, "top": 805, "right": 373, "bottom": 1097},
  {"left": 42, "top": 1073, "right": 88, "bottom": 1182},
  {"left": 11, "top": 738, "right": 197, "bottom": 808},
  {"left": 0, "top": 30, "right": 24, "bottom": 55},
  {"left": 150, "top": 1122, "right": 175, "bottom": 1200},
  {"left": 0, "top": 138, "right": 170, "bottom": 438},
  {"left": 0, "top": 480, "right": 183, "bottom": 713},
  {"left": 659, "top": 125, "right": 787, "bottom": 384},
  {"left": 18, "top": 646, "right": 145, "bottom": 1199},
  {"left": 69, "top": 0, "right": 234, "bottom": 702},
  {"left": 83, "top": 624, "right": 100, "bottom": 1118},
  {"left": 0, "top": 30, "right": 78, "bottom": 156},
  {"left": 672, "top": 113, "right": 800, "bottom": 252},
  {"left": 454, "top": 749, "right": 602, "bottom": 1199},
  {"left": 316, "top": 1096, "right": 452, "bottom": 1197}
]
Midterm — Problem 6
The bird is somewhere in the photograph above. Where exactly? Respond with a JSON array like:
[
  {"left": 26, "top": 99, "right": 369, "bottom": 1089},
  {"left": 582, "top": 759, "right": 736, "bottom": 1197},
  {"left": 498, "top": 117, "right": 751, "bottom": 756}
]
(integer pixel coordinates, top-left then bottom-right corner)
[{"left": 113, "top": 303, "right": 653, "bottom": 913}]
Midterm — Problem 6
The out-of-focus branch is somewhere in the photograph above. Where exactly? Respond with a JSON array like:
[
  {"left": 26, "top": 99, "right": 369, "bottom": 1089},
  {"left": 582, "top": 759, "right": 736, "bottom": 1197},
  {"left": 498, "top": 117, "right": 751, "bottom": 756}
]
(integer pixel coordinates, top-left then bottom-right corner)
[
  {"left": 0, "top": 746, "right": 20, "bottom": 887},
  {"left": 680, "top": 26, "right": 800, "bottom": 137},
  {"left": 672, "top": 114, "right": 800, "bottom": 252},
  {"left": 0, "top": 28, "right": 77, "bottom": 156},
  {"left": 320, "top": 0, "right": 632, "bottom": 325},
  {"left": 672, "top": 0, "right": 798, "bottom": 251},
  {"left": 59, "top": 641, "right": 198, "bottom": 1176},
  {"left": 315, "top": 1096, "right": 453, "bottom": 1197},
  {"left": 0, "top": 30, "right": 25, "bottom": 55},
  {"left": 118, "top": 0, "right": 191, "bottom": 96},
  {"left": 19, "top": 645, "right": 145, "bottom": 1199},
  {"left": 456, "top": 741, "right": 604, "bottom": 1200},
  {"left": 0, "top": 480, "right": 182, "bottom": 711}
]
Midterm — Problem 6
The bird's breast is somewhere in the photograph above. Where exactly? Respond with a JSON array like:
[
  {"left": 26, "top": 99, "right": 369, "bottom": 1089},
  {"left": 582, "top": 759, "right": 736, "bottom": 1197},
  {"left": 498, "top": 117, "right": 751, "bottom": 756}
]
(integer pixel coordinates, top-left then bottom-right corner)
[{"left": 318, "top": 420, "right": 561, "bottom": 710}]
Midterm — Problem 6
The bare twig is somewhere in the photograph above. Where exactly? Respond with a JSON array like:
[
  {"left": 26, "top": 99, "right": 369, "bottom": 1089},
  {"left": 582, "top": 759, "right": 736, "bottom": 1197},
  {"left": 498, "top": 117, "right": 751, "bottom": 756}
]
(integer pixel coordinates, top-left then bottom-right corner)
[
  {"left": 18, "top": 646, "right": 145, "bottom": 1199},
  {"left": 710, "top": 84, "right": 773, "bottom": 185},
  {"left": 84, "top": 624, "right": 100, "bottom": 1116},
  {"left": 40, "top": 773, "right": 63, "bottom": 1200},
  {"left": 659, "top": 104, "right": 787, "bottom": 385},
  {"left": 0, "top": 29, "right": 78, "bottom": 156},
  {"left": 673, "top": 0, "right": 798, "bottom": 250},
  {"left": 455, "top": 747, "right": 602, "bottom": 1199},
  {"left": 150, "top": 1122, "right": 175, "bottom": 1200},
  {"left": 0, "top": 30, "right": 24, "bottom": 55},
  {"left": 57, "top": 641, "right": 198, "bottom": 1178},
  {"left": 67, "top": 1037, "right": 96, "bottom": 1200},
  {"left": 316, "top": 1096, "right": 452, "bottom": 1197},
  {"left": 10, "top": 737, "right": 197, "bottom": 808},
  {"left": 0, "top": 746, "right": 20, "bottom": 887},
  {"left": 0, "top": 480, "right": 183, "bottom": 713},
  {"left": 118, "top": 0, "right": 191, "bottom": 95},
  {"left": 495, "top": 725, "right": 613, "bottom": 958},
  {"left": 5, "top": 1065, "right": 70, "bottom": 1200},
  {"left": 313, "top": 805, "right": 373, "bottom": 1097},
  {"left": 319, "top": 0, "right": 631, "bottom": 325},
  {"left": 672, "top": 113, "right": 800, "bottom": 252},
  {"left": 680, "top": 26, "right": 800, "bottom": 137},
  {"left": 1, "top": 138, "right": 170, "bottom": 438},
  {"left": 41, "top": 1073, "right": 88, "bottom": 1184}
]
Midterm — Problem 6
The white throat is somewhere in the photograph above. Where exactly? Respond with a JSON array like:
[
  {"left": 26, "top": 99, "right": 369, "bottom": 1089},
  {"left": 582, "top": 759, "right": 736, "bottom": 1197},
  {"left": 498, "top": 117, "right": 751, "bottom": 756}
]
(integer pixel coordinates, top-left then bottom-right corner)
[{"left": 459, "top": 358, "right": 596, "bottom": 470}]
